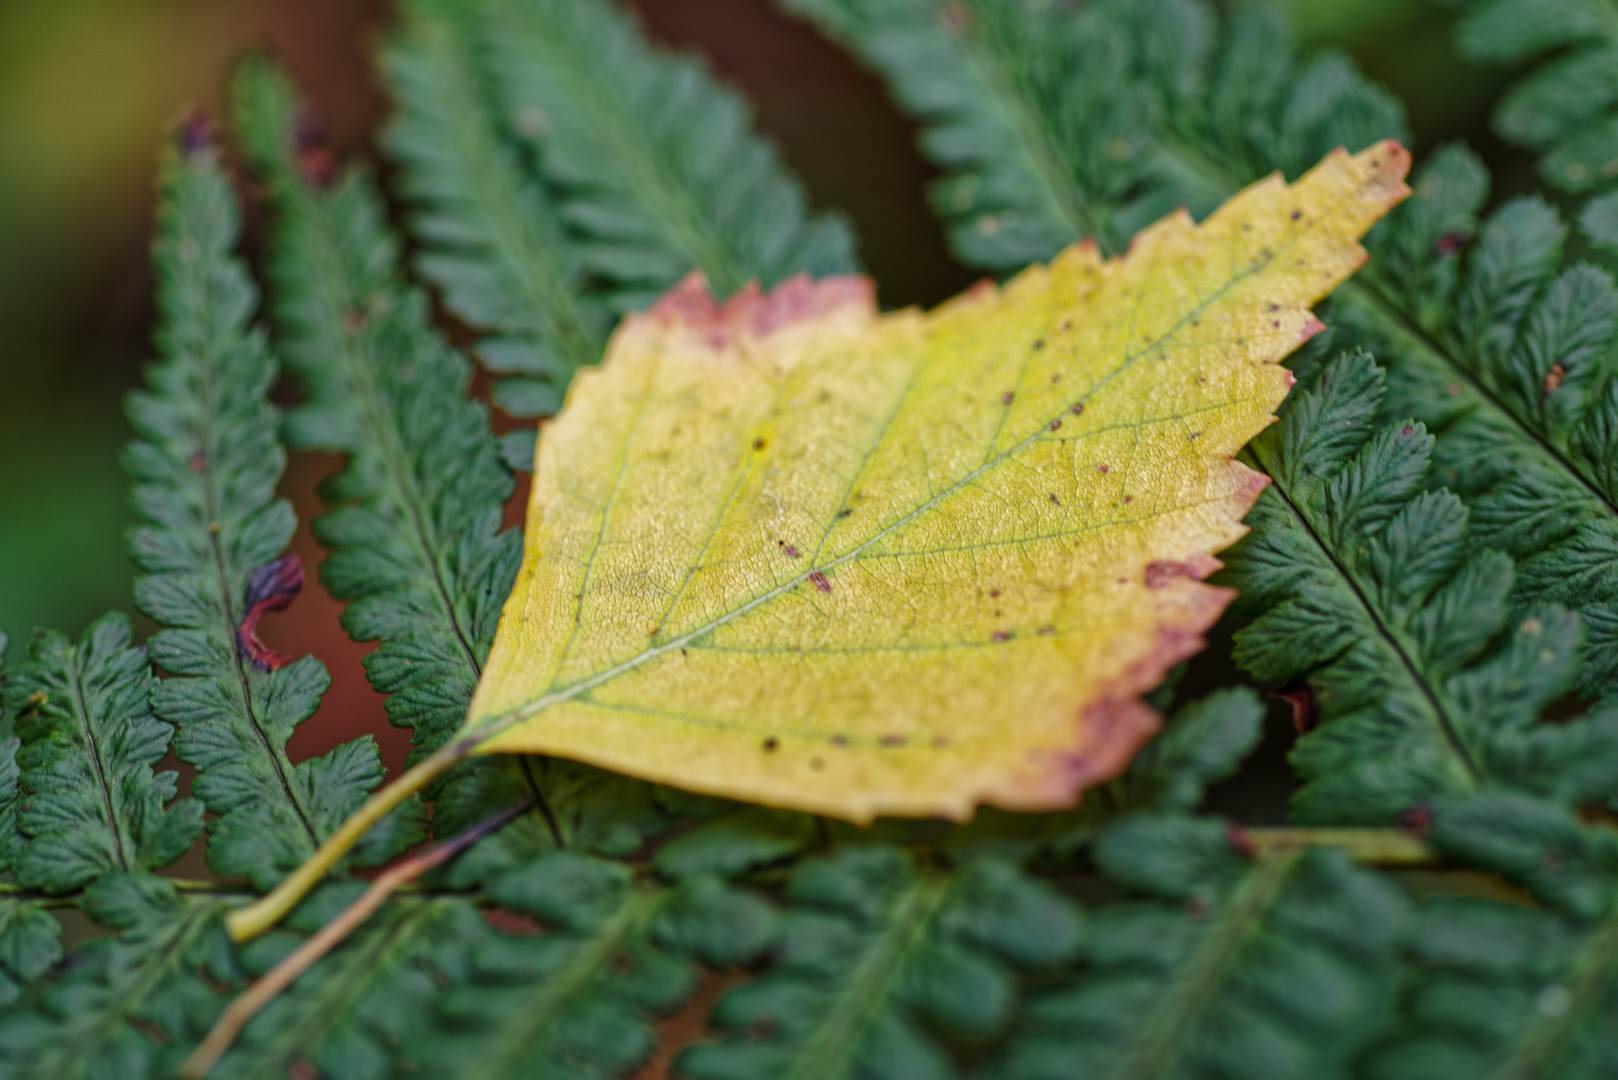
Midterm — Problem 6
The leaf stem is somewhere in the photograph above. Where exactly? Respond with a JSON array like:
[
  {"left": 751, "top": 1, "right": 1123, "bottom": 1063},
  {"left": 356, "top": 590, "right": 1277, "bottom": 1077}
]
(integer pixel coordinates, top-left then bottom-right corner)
[
  {"left": 1241, "top": 826, "right": 1436, "bottom": 864},
  {"left": 185, "top": 798, "right": 533, "bottom": 1078},
  {"left": 222, "top": 736, "right": 477, "bottom": 943}
]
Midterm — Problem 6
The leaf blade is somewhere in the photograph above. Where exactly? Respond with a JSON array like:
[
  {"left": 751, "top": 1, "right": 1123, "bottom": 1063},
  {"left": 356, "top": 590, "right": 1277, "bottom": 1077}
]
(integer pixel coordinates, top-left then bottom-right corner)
[{"left": 464, "top": 144, "right": 1410, "bottom": 821}]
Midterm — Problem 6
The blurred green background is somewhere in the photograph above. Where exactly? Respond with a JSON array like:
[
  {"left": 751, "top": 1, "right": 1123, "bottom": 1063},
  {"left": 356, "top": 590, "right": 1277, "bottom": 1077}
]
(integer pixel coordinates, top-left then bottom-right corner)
[{"left": 0, "top": 0, "right": 1532, "bottom": 766}]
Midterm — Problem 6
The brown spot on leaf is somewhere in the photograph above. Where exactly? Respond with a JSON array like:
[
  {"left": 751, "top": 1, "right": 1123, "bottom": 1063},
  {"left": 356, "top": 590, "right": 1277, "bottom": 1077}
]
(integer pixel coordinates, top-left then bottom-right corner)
[
  {"left": 809, "top": 571, "right": 831, "bottom": 593},
  {"left": 1545, "top": 363, "right": 1567, "bottom": 393},
  {"left": 237, "top": 555, "right": 303, "bottom": 672}
]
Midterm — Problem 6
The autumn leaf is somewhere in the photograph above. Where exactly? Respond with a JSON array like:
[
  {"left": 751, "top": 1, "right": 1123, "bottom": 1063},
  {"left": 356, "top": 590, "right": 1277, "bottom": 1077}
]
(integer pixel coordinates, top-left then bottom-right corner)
[
  {"left": 463, "top": 142, "right": 1412, "bottom": 821},
  {"left": 227, "top": 141, "right": 1408, "bottom": 942}
]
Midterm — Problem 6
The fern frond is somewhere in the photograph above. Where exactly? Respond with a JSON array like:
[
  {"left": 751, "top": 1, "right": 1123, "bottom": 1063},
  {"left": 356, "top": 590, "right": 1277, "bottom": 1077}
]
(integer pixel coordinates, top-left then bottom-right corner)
[
  {"left": 680, "top": 848, "right": 1080, "bottom": 1080},
  {"left": 989, "top": 815, "right": 1410, "bottom": 1080},
  {"left": 391, "top": 853, "right": 775, "bottom": 1079},
  {"left": 1367, "top": 794, "right": 1618, "bottom": 1078},
  {"left": 1223, "top": 350, "right": 1618, "bottom": 823},
  {"left": 0, "top": 634, "right": 61, "bottom": 1009},
  {"left": 1337, "top": 147, "right": 1618, "bottom": 697},
  {"left": 0, "top": 874, "right": 235, "bottom": 1080},
  {"left": 0, "top": 614, "right": 201, "bottom": 892},
  {"left": 380, "top": 0, "right": 611, "bottom": 431},
  {"left": 125, "top": 130, "right": 397, "bottom": 890},
  {"left": 231, "top": 58, "right": 516, "bottom": 800},
  {"left": 784, "top": 0, "right": 1403, "bottom": 264},
  {"left": 1449, "top": 0, "right": 1618, "bottom": 254},
  {"left": 211, "top": 891, "right": 480, "bottom": 1080},
  {"left": 475, "top": 0, "right": 859, "bottom": 312}
]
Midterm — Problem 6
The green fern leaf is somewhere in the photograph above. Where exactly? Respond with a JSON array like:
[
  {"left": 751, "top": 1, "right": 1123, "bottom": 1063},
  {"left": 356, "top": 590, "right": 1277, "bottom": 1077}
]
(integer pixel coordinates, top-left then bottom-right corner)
[
  {"left": 989, "top": 815, "right": 1409, "bottom": 1080},
  {"left": 1222, "top": 349, "right": 1618, "bottom": 822},
  {"left": 0, "top": 874, "right": 235, "bottom": 1080},
  {"left": 476, "top": 0, "right": 859, "bottom": 311},
  {"left": 0, "top": 633, "right": 63, "bottom": 1009},
  {"left": 125, "top": 130, "right": 412, "bottom": 890},
  {"left": 231, "top": 58, "right": 517, "bottom": 785},
  {"left": 680, "top": 848, "right": 1081, "bottom": 1080},
  {"left": 380, "top": 0, "right": 612, "bottom": 424},
  {"left": 1451, "top": 0, "right": 1618, "bottom": 254},
  {"left": 784, "top": 0, "right": 1403, "bottom": 265},
  {"left": 211, "top": 890, "right": 480, "bottom": 1080},
  {"left": 1336, "top": 147, "right": 1618, "bottom": 697},
  {"left": 1367, "top": 794, "right": 1618, "bottom": 1078},
  {"left": 0, "top": 615, "right": 201, "bottom": 892},
  {"left": 394, "top": 853, "right": 776, "bottom": 1079}
]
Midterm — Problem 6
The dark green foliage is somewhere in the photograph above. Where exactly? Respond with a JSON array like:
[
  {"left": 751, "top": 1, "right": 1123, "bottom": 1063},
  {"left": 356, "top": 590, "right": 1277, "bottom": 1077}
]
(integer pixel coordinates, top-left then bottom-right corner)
[
  {"left": 0, "top": 874, "right": 236, "bottom": 1080},
  {"left": 1224, "top": 350, "right": 1618, "bottom": 822},
  {"left": 126, "top": 136, "right": 409, "bottom": 890},
  {"left": 784, "top": 0, "right": 1404, "bottom": 264},
  {"left": 1367, "top": 794, "right": 1618, "bottom": 1080},
  {"left": 402, "top": 852, "right": 777, "bottom": 1080},
  {"left": 231, "top": 58, "right": 517, "bottom": 797},
  {"left": 1449, "top": 0, "right": 1618, "bottom": 253},
  {"left": 381, "top": 0, "right": 611, "bottom": 424},
  {"left": 1118, "top": 687, "right": 1265, "bottom": 815},
  {"left": 681, "top": 847, "right": 1080, "bottom": 1080},
  {"left": 213, "top": 890, "right": 481, "bottom": 1080},
  {"left": 992, "top": 815, "right": 1409, "bottom": 1080},
  {"left": 474, "top": 0, "right": 859, "bottom": 311},
  {"left": 0, "top": 635, "right": 62, "bottom": 1008},
  {"left": 0, "top": 615, "right": 200, "bottom": 892},
  {"left": 1335, "top": 147, "right": 1618, "bottom": 698}
]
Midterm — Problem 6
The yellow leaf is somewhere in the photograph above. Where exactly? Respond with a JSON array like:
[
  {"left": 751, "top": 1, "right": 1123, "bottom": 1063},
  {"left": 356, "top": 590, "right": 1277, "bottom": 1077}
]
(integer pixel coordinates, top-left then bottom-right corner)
[
  {"left": 464, "top": 142, "right": 1411, "bottom": 822},
  {"left": 223, "top": 142, "right": 1409, "bottom": 944}
]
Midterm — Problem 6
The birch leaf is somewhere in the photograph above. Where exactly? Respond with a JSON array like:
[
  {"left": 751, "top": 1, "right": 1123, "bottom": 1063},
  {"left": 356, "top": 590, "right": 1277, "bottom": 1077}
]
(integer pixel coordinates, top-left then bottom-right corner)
[{"left": 465, "top": 144, "right": 1410, "bottom": 823}]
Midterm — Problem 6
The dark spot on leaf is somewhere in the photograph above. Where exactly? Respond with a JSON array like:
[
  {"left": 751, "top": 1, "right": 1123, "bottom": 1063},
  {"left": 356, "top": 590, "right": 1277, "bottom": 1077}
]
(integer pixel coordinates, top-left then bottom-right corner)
[
  {"left": 1098, "top": 464, "right": 1109, "bottom": 474},
  {"left": 1049, "top": 493, "right": 1060, "bottom": 505},
  {"left": 989, "top": 590, "right": 1000, "bottom": 598},
  {"left": 838, "top": 508, "right": 852, "bottom": 518},
  {"left": 1001, "top": 391, "right": 1015, "bottom": 405},
  {"left": 1275, "top": 684, "right": 1314, "bottom": 734},
  {"left": 763, "top": 737, "right": 779, "bottom": 752},
  {"left": 1144, "top": 560, "right": 1189, "bottom": 588},
  {"left": 991, "top": 631, "right": 1012, "bottom": 642},
  {"left": 1049, "top": 419, "right": 1061, "bottom": 431},
  {"left": 1071, "top": 402, "right": 1084, "bottom": 415},
  {"left": 1401, "top": 424, "right": 1414, "bottom": 435},
  {"left": 1033, "top": 338, "right": 1045, "bottom": 350},
  {"left": 810, "top": 757, "right": 824, "bottom": 770},
  {"left": 1545, "top": 363, "right": 1567, "bottom": 393},
  {"left": 1290, "top": 210, "right": 1301, "bottom": 221},
  {"left": 1435, "top": 232, "right": 1467, "bottom": 255},
  {"left": 880, "top": 734, "right": 907, "bottom": 747},
  {"left": 1038, "top": 625, "right": 1055, "bottom": 636},
  {"left": 809, "top": 571, "right": 831, "bottom": 593},
  {"left": 237, "top": 555, "right": 304, "bottom": 672},
  {"left": 782, "top": 543, "right": 801, "bottom": 559},
  {"left": 830, "top": 735, "right": 849, "bottom": 747},
  {"left": 752, "top": 437, "right": 766, "bottom": 451}
]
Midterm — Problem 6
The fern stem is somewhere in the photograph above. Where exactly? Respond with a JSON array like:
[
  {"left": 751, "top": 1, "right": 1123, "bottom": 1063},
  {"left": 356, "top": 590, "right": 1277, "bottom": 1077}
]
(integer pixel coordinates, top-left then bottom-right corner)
[
  {"left": 1241, "top": 827, "right": 1436, "bottom": 864},
  {"left": 223, "top": 736, "right": 478, "bottom": 943},
  {"left": 192, "top": 797, "right": 532, "bottom": 1077}
]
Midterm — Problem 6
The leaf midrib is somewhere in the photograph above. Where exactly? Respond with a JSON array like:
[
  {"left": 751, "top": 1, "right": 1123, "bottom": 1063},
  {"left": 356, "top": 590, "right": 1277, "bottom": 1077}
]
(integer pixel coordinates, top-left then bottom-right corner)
[
  {"left": 176, "top": 206, "right": 320, "bottom": 852},
  {"left": 784, "top": 871, "right": 952, "bottom": 1080},
  {"left": 1241, "top": 445, "right": 1485, "bottom": 787},
  {"left": 467, "top": 885, "right": 663, "bottom": 1080},
  {"left": 1110, "top": 853, "right": 1294, "bottom": 1080}
]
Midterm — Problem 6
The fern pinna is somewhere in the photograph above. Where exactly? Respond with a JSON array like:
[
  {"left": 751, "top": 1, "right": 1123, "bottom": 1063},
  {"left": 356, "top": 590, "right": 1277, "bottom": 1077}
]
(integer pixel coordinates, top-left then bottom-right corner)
[{"left": 1, "top": 0, "right": 1617, "bottom": 1077}]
